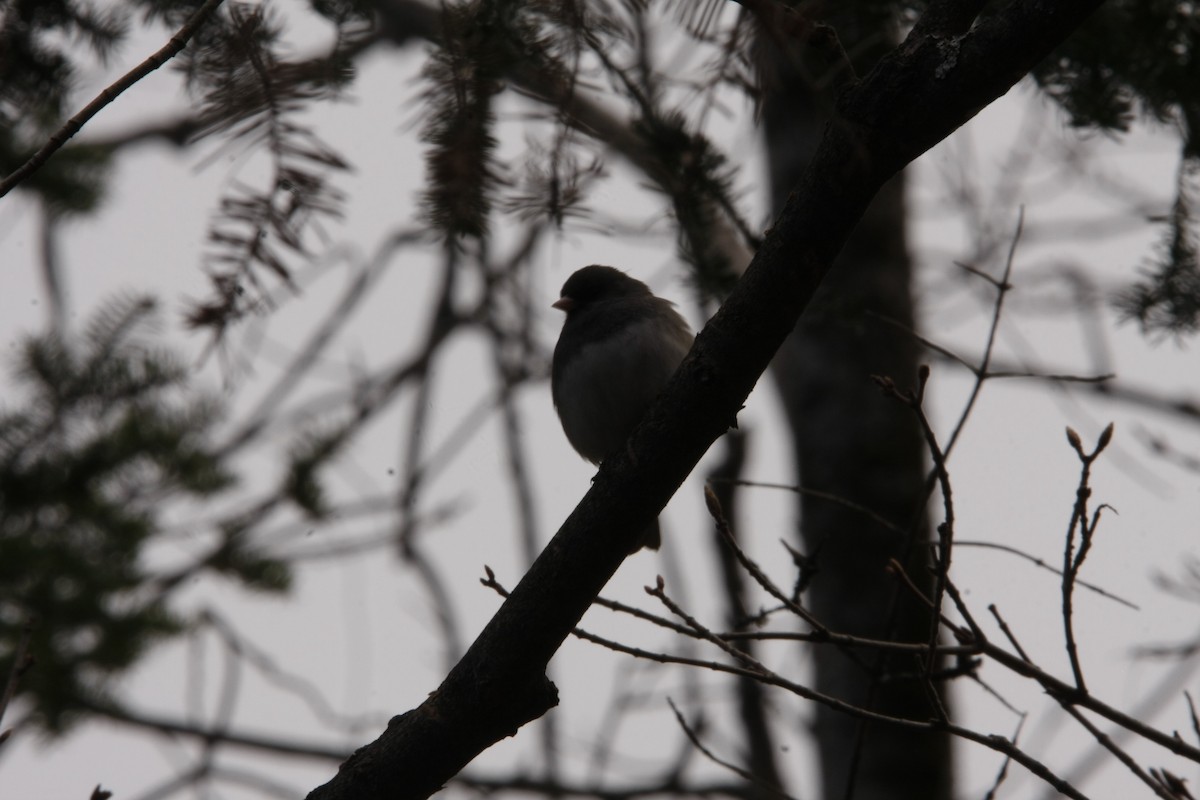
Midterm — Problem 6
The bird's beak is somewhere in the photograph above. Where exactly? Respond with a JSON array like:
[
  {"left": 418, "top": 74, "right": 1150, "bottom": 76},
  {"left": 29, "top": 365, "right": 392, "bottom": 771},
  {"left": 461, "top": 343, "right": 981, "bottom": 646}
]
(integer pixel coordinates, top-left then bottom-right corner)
[{"left": 552, "top": 297, "right": 574, "bottom": 312}]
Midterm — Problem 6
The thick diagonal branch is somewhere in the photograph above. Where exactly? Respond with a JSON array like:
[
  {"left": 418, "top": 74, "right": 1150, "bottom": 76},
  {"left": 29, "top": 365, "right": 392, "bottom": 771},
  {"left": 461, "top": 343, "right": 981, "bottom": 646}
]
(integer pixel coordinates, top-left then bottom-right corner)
[{"left": 306, "top": 2, "right": 1107, "bottom": 798}]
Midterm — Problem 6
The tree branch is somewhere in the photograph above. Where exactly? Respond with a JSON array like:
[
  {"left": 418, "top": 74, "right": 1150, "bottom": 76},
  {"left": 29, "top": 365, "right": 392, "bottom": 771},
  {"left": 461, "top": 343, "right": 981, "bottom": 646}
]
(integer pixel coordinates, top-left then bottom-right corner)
[
  {"left": 305, "top": 1, "right": 1107, "bottom": 797},
  {"left": 0, "top": 0, "right": 226, "bottom": 199}
]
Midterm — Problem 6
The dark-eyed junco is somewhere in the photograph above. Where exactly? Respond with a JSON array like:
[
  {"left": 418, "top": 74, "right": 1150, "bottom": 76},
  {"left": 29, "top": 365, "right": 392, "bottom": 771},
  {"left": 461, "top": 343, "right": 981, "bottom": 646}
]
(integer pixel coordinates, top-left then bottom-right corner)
[{"left": 551, "top": 265, "right": 694, "bottom": 552}]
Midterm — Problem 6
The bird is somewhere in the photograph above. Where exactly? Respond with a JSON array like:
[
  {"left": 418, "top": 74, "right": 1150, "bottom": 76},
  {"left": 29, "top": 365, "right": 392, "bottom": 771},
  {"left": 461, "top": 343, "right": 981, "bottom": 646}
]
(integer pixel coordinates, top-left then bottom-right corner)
[{"left": 550, "top": 265, "right": 694, "bottom": 552}]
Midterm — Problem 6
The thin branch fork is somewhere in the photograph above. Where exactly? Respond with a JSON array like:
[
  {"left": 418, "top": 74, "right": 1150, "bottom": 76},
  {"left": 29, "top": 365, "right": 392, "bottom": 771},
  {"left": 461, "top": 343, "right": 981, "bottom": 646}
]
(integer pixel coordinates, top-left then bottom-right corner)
[
  {"left": 1060, "top": 423, "right": 1116, "bottom": 693},
  {"left": 589, "top": 547, "right": 1200, "bottom": 799},
  {"left": 703, "top": 486, "right": 828, "bottom": 635},
  {"left": 645, "top": 574, "right": 1091, "bottom": 800},
  {"left": 873, "top": 366, "right": 958, "bottom": 682},
  {"left": 887, "top": 544, "right": 1200, "bottom": 777},
  {"left": 652, "top": 539, "right": 1200, "bottom": 797},
  {"left": 981, "top": 610, "right": 1200, "bottom": 765},
  {"left": 482, "top": 564, "right": 982, "bottom": 660}
]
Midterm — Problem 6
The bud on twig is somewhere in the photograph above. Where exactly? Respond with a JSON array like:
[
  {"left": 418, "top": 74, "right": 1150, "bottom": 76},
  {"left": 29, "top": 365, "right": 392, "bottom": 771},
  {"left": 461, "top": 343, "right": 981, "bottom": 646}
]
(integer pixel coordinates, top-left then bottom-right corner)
[{"left": 1065, "top": 426, "right": 1084, "bottom": 456}]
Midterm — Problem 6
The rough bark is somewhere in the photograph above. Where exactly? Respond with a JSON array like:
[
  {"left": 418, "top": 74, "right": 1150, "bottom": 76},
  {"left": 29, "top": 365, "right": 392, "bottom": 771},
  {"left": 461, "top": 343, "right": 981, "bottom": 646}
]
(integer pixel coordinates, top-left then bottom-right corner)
[{"left": 307, "top": 2, "right": 1107, "bottom": 797}]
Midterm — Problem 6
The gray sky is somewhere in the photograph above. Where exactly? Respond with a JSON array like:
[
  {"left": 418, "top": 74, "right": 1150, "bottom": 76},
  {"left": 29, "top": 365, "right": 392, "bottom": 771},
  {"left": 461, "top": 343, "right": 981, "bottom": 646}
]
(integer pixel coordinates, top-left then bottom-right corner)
[{"left": 1, "top": 6, "right": 1198, "bottom": 799}]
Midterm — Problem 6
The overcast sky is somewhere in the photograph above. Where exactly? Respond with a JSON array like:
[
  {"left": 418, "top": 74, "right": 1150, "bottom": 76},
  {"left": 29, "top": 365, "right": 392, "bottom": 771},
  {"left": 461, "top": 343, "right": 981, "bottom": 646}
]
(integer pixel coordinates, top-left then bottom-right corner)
[{"left": 1, "top": 6, "right": 1198, "bottom": 799}]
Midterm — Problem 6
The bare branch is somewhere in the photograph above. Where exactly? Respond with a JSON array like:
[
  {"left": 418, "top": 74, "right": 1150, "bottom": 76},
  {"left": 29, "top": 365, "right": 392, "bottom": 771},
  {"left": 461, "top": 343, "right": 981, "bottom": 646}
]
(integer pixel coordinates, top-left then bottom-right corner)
[
  {"left": 1063, "top": 706, "right": 1178, "bottom": 800},
  {"left": 307, "top": 2, "right": 1115, "bottom": 796},
  {"left": 0, "top": 0, "right": 227, "bottom": 199},
  {"left": 666, "top": 698, "right": 797, "bottom": 800},
  {"left": 1060, "top": 423, "right": 1116, "bottom": 692}
]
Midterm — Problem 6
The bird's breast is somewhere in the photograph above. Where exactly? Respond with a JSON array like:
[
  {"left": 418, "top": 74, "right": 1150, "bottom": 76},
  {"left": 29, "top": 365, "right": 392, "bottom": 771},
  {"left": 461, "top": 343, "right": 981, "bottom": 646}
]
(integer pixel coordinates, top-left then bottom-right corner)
[{"left": 553, "top": 317, "right": 691, "bottom": 463}]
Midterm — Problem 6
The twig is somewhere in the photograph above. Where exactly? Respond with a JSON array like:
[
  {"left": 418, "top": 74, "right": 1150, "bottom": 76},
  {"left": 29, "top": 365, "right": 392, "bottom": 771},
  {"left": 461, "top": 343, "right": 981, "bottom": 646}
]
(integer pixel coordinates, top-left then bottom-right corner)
[
  {"left": 666, "top": 698, "right": 798, "bottom": 800},
  {"left": 969, "top": 673, "right": 1024, "bottom": 716},
  {"left": 646, "top": 578, "right": 1091, "bottom": 799},
  {"left": 984, "top": 370, "right": 1114, "bottom": 383},
  {"left": 484, "top": 565, "right": 978, "bottom": 660},
  {"left": 648, "top": 575, "right": 807, "bottom": 682},
  {"left": 221, "top": 230, "right": 425, "bottom": 455},
  {"left": 548, "top": 567, "right": 1092, "bottom": 799},
  {"left": 710, "top": 478, "right": 906, "bottom": 535},
  {"left": 38, "top": 202, "right": 66, "bottom": 334},
  {"left": 83, "top": 700, "right": 350, "bottom": 761},
  {"left": 1149, "top": 768, "right": 1196, "bottom": 800},
  {"left": 1187, "top": 691, "right": 1200, "bottom": 746},
  {"left": 703, "top": 485, "right": 828, "bottom": 634},
  {"left": 0, "top": 0, "right": 227, "bottom": 198},
  {"left": 396, "top": 247, "right": 466, "bottom": 671},
  {"left": 957, "top": 540, "right": 1137, "bottom": 610},
  {"left": 979, "top": 635, "right": 1200, "bottom": 764},
  {"left": 982, "top": 715, "right": 1027, "bottom": 800},
  {"left": 646, "top": 576, "right": 936, "bottom": 723},
  {"left": 941, "top": 575, "right": 985, "bottom": 647},
  {"left": 482, "top": 566, "right": 700, "bottom": 638},
  {"left": 198, "top": 610, "right": 386, "bottom": 733},
  {"left": 482, "top": 230, "right": 548, "bottom": 568},
  {"left": 872, "top": 367, "right": 957, "bottom": 678},
  {"left": 910, "top": 650, "right": 952, "bottom": 723},
  {"left": 884, "top": 558, "right": 964, "bottom": 637},
  {"left": 988, "top": 605, "right": 1032, "bottom": 663},
  {"left": 942, "top": 209, "right": 1023, "bottom": 458},
  {"left": 871, "top": 312, "right": 1115, "bottom": 385},
  {"left": 1060, "top": 423, "right": 1116, "bottom": 693},
  {"left": 1063, "top": 706, "right": 1178, "bottom": 800},
  {"left": 571, "top": 625, "right": 771, "bottom": 680},
  {"left": 1137, "top": 427, "right": 1200, "bottom": 474}
]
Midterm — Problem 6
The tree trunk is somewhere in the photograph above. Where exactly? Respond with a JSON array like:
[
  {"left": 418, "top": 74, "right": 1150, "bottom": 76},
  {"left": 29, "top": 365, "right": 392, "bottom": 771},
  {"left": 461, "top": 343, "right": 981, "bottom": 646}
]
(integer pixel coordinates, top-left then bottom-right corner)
[{"left": 762, "top": 12, "right": 955, "bottom": 800}]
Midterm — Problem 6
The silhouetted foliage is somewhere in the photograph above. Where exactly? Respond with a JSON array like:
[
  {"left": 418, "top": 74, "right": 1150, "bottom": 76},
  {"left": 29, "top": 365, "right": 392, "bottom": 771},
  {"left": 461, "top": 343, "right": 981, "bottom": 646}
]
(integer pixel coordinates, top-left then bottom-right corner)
[
  {"left": 1117, "top": 163, "right": 1200, "bottom": 336},
  {"left": 0, "top": 297, "right": 286, "bottom": 733}
]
